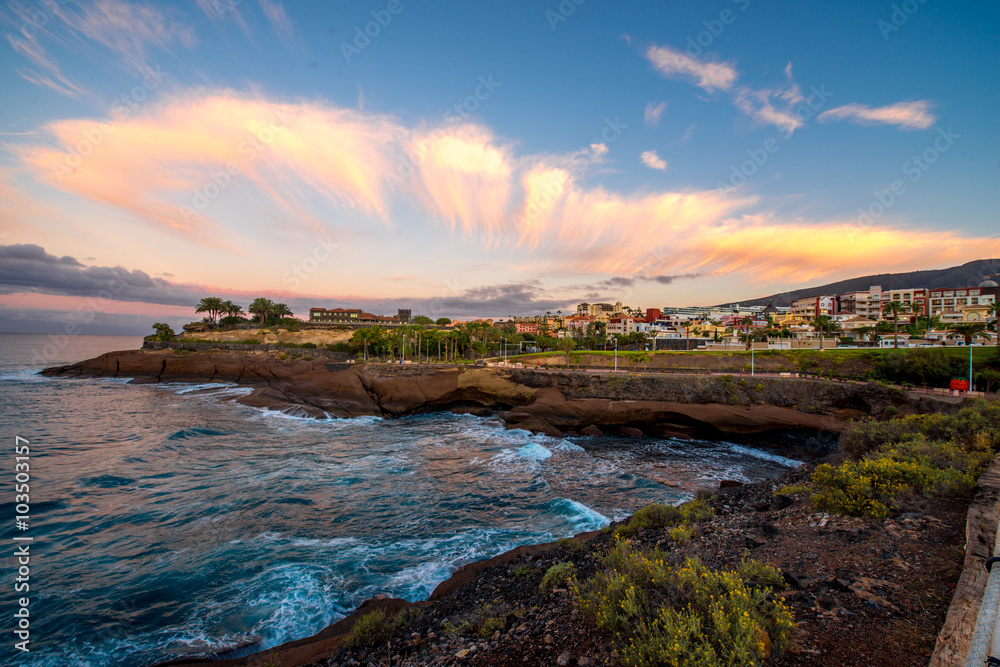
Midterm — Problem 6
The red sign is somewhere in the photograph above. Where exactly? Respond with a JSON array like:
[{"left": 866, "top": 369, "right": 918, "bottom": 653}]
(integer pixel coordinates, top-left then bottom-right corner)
[{"left": 950, "top": 379, "right": 969, "bottom": 391}]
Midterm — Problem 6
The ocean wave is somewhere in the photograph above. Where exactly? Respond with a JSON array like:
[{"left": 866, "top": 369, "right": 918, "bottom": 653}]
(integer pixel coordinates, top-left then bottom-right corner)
[
  {"left": 725, "top": 443, "right": 803, "bottom": 468},
  {"left": 547, "top": 498, "right": 610, "bottom": 532}
]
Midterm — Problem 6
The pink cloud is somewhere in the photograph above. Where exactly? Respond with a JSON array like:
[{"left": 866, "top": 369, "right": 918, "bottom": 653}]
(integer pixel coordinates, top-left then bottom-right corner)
[{"left": 818, "top": 101, "right": 936, "bottom": 130}]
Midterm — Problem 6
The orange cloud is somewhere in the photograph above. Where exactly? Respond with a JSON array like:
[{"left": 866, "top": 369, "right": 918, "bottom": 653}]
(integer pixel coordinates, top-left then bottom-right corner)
[
  {"left": 408, "top": 124, "right": 513, "bottom": 242},
  {"left": 9, "top": 89, "right": 999, "bottom": 292},
  {"left": 17, "top": 93, "right": 404, "bottom": 243}
]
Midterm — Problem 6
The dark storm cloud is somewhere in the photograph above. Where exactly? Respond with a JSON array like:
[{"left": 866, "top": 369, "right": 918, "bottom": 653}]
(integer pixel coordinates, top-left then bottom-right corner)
[{"left": 0, "top": 244, "right": 200, "bottom": 307}]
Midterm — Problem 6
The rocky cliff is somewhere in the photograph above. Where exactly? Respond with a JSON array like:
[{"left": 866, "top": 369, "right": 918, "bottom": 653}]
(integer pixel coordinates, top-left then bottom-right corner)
[{"left": 42, "top": 349, "right": 963, "bottom": 441}]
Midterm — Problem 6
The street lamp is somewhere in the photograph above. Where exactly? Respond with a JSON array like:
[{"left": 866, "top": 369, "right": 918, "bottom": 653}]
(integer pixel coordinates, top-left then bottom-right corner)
[{"left": 970, "top": 343, "right": 974, "bottom": 391}]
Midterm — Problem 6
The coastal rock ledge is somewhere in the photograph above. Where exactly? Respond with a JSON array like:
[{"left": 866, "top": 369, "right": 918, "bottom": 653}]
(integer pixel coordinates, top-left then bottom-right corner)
[{"left": 42, "top": 349, "right": 960, "bottom": 440}]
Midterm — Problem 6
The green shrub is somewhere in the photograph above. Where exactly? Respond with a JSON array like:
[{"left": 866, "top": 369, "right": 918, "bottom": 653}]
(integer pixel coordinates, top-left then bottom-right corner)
[
  {"left": 344, "top": 609, "right": 391, "bottom": 648},
  {"left": 151, "top": 322, "right": 175, "bottom": 341},
  {"left": 574, "top": 542, "right": 793, "bottom": 666},
  {"left": 775, "top": 484, "right": 808, "bottom": 496},
  {"left": 669, "top": 524, "right": 695, "bottom": 544},
  {"left": 883, "top": 405, "right": 899, "bottom": 417},
  {"left": 614, "top": 500, "right": 714, "bottom": 539},
  {"left": 540, "top": 561, "right": 576, "bottom": 592},
  {"left": 512, "top": 565, "right": 531, "bottom": 578},
  {"left": 811, "top": 452, "right": 978, "bottom": 521},
  {"left": 345, "top": 607, "right": 422, "bottom": 648}
]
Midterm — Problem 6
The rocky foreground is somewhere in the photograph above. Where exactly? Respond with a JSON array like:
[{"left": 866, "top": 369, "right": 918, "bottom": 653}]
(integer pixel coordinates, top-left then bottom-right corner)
[
  {"left": 41, "top": 349, "right": 961, "bottom": 444},
  {"left": 157, "top": 462, "right": 969, "bottom": 667}
]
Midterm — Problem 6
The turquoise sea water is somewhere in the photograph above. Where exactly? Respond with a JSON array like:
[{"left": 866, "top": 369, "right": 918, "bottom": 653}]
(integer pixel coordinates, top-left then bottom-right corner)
[{"left": 0, "top": 333, "right": 800, "bottom": 666}]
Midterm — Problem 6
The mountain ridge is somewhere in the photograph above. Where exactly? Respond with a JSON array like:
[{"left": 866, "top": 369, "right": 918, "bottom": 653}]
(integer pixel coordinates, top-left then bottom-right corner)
[{"left": 720, "top": 258, "right": 1000, "bottom": 308}]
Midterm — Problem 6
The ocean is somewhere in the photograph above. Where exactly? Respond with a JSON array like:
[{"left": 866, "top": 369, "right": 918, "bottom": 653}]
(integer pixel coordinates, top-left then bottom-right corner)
[{"left": 0, "top": 333, "right": 801, "bottom": 666}]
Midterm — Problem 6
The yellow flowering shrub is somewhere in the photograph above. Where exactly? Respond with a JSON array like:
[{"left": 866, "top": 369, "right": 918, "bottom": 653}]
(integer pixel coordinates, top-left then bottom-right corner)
[{"left": 574, "top": 540, "right": 793, "bottom": 666}]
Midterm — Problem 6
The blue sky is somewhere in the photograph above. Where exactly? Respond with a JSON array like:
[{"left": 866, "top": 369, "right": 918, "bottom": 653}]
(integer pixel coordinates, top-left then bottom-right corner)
[{"left": 1, "top": 0, "right": 998, "bottom": 333}]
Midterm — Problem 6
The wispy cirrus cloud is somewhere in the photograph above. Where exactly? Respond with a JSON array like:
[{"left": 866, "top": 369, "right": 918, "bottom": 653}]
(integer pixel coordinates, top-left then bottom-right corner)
[
  {"left": 644, "top": 101, "right": 668, "bottom": 126},
  {"left": 645, "top": 45, "right": 738, "bottom": 92},
  {"left": 73, "top": 0, "right": 195, "bottom": 76},
  {"left": 818, "top": 100, "right": 936, "bottom": 130},
  {"left": 8, "top": 90, "right": 999, "bottom": 289},
  {"left": 643, "top": 45, "right": 809, "bottom": 135},
  {"left": 1, "top": 0, "right": 193, "bottom": 94},
  {"left": 640, "top": 150, "right": 667, "bottom": 171},
  {"left": 258, "top": 0, "right": 295, "bottom": 43}
]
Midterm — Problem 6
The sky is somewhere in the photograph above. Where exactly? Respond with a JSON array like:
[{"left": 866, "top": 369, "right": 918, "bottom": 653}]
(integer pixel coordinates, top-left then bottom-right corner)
[{"left": 1, "top": 0, "right": 998, "bottom": 334}]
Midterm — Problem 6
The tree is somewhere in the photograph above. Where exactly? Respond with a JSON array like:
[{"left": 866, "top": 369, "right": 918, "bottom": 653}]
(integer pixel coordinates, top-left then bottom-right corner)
[
  {"left": 883, "top": 301, "right": 911, "bottom": 349},
  {"left": 412, "top": 315, "right": 433, "bottom": 325},
  {"left": 948, "top": 322, "right": 989, "bottom": 346},
  {"left": 221, "top": 300, "right": 244, "bottom": 319},
  {"left": 683, "top": 320, "right": 693, "bottom": 351},
  {"left": 152, "top": 322, "right": 176, "bottom": 341},
  {"left": 989, "top": 302, "right": 1000, "bottom": 347},
  {"left": 854, "top": 326, "right": 876, "bottom": 345},
  {"left": 435, "top": 317, "right": 452, "bottom": 326},
  {"left": 557, "top": 336, "right": 577, "bottom": 365},
  {"left": 351, "top": 328, "right": 372, "bottom": 360},
  {"left": 195, "top": 296, "right": 224, "bottom": 324},
  {"left": 812, "top": 315, "right": 841, "bottom": 350},
  {"left": 272, "top": 302, "right": 293, "bottom": 321},
  {"left": 249, "top": 297, "right": 274, "bottom": 325}
]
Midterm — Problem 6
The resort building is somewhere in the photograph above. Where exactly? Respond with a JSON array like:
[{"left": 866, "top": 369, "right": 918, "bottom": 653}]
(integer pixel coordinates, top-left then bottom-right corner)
[
  {"left": 879, "top": 287, "right": 928, "bottom": 317},
  {"left": 790, "top": 295, "right": 838, "bottom": 319},
  {"left": 839, "top": 286, "right": 884, "bottom": 320},
  {"left": 928, "top": 280, "right": 998, "bottom": 319}
]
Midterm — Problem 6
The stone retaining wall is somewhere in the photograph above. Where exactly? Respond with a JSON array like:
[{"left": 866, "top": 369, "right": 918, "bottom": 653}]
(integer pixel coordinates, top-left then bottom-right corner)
[{"left": 929, "top": 455, "right": 1000, "bottom": 666}]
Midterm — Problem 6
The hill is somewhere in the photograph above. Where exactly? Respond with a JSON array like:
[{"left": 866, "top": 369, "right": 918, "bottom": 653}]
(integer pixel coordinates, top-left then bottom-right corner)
[{"left": 722, "top": 258, "right": 1000, "bottom": 308}]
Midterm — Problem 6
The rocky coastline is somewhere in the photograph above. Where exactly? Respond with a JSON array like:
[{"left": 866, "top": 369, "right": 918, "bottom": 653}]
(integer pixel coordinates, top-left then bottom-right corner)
[
  {"left": 41, "top": 348, "right": 961, "bottom": 448},
  {"left": 42, "top": 348, "right": 976, "bottom": 666}
]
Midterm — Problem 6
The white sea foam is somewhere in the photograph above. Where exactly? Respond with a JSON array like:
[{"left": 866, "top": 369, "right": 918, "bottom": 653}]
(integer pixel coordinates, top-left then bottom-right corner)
[
  {"left": 517, "top": 442, "right": 553, "bottom": 460},
  {"left": 725, "top": 443, "right": 802, "bottom": 468}
]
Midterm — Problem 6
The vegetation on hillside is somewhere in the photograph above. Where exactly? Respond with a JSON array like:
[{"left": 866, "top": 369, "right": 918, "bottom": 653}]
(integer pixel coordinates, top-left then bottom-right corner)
[{"left": 806, "top": 401, "right": 1000, "bottom": 520}]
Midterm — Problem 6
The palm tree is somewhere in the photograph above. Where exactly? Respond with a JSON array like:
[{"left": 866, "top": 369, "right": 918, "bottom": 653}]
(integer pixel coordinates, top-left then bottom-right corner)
[
  {"left": 988, "top": 303, "right": 1000, "bottom": 347},
  {"left": 557, "top": 336, "right": 577, "bottom": 366},
  {"left": 883, "top": 301, "right": 911, "bottom": 349},
  {"left": 812, "top": 315, "right": 841, "bottom": 350},
  {"left": 220, "top": 300, "right": 244, "bottom": 320},
  {"left": 271, "top": 302, "right": 293, "bottom": 322},
  {"left": 948, "top": 322, "right": 989, "bottom": 346},
  {"left": 195, "top": 296, "right": 224, "bottom": 324},
  {"left": 249, "top": 297, "right": 274, "bottom": 325},
  {"left": 740, "top": 317, "right": 754, "bottom": 350},
  {"left": 683, "top": 320, "right": 693, "bottom": 351}
]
